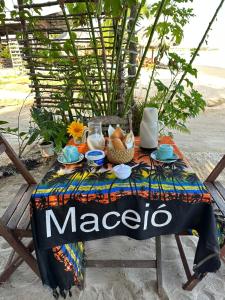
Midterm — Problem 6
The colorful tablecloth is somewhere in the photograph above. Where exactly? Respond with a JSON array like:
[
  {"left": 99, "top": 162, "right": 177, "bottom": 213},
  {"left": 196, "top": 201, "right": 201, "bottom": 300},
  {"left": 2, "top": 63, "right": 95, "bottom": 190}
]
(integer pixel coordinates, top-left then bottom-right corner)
[{"left": 31, "top": 137, "right": 221, "bottom": 297}]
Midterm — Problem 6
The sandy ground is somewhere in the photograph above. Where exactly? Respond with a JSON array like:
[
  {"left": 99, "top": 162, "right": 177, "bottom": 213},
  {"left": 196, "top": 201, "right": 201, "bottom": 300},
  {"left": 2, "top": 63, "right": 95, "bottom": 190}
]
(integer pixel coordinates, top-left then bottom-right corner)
[
  {"left": 136, "top": 66, "right": 225, "bottom": 107},
  {"left": 0, "top": 150, "right": 225, "bottom": 300},
  {"left": 0, "top": 69, "right": 33, "bottom": 106},
  {"left": 0, "top": 66, "right": 225, "bottom": 299}
]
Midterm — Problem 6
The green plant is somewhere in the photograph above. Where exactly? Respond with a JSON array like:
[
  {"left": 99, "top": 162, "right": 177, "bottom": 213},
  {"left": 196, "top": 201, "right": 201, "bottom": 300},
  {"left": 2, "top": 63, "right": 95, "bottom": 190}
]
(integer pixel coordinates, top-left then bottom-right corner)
[
  {"left": 144, "top": 51, "right": 206, "bottom": 132},
  {"left": 2, "top": 0, "right": 225, "bottom": 134},
  {"left": 15, "top": 0, "right": 158, "bottom": 118},
  {"left": 0, "top": 120, "right": 39, "bottom": 158},
  {"left": 31, "top": 107, "right": 68, "bottom": 152},
  {"left": 0, "top": 45, "right": 11, "bottom": 59},
  {"left": 142, "top": 0, "right": 225, "bottom": 132}
]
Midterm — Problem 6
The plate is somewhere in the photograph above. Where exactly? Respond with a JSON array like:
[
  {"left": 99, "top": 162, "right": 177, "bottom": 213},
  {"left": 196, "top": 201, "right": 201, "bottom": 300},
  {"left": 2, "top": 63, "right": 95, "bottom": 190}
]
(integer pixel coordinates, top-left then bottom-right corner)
[
  {"left": 150, "top": 150, "right": 178, "bottom": 163},
  {"left": 57, "top": 153, "right": 84, "bottom": 165}
]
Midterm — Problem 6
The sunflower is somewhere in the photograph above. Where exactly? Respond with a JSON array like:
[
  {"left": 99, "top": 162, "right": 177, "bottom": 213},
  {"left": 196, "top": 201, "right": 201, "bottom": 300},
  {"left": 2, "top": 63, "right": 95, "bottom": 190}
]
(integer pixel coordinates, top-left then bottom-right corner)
[{"left": 67, "top": 121, "right": 85, "bottom": 139}]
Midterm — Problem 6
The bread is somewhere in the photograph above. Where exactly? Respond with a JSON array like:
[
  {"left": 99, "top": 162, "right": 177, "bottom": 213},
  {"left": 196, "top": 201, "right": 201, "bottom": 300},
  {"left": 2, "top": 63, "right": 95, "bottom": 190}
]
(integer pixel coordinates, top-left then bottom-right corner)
[
  {"left": 111, "top": 138, "right": 126, "bottom": 151},
  {"left": 123, "top": 131, "right": 134, "bottom": 149},
  {"left": 110, "top": 127, "right": 124, "bottom": 140}
]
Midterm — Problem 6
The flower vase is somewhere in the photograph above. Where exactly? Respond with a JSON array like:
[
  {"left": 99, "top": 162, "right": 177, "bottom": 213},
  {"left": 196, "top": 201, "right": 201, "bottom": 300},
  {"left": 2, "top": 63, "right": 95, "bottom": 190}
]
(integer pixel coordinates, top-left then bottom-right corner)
[{"left": 140, "top": 107, "right": 158, "bottom": 149}]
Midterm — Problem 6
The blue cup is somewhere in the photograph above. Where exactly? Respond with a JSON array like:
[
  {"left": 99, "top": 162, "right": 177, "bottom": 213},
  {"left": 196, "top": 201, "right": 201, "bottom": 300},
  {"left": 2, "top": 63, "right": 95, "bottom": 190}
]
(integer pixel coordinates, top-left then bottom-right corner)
[
  {"left": 157, "top": 144, "right": 174, "bottom": 160},
  {"left": 62, "top": 145, "right": 80, "bottom": 162}
]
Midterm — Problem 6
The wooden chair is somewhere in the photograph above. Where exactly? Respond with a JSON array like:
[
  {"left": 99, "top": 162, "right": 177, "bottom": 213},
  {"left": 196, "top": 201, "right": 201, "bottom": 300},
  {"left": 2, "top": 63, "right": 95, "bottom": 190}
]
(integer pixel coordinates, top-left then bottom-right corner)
[
  {"left": 174, "top": 155, "right": 225, "bottom": 291},
  {"left": 204, "top": 155, "right": 225, "bottom": 261},
  {"left": 0, "top": 133, "right": 39, "bottom": 283},
  {"left": 90, "top": 114, "right": 132, "bottom": 135}
]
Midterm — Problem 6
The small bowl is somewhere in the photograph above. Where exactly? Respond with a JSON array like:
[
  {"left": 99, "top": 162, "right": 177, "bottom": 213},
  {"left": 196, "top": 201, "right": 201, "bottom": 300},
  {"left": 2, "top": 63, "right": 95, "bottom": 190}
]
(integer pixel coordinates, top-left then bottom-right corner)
[
  {"left": 85, "top": 150, "right": 105, "bottom": 166},
  {"left": 112, "top": 164, "right": 132, "bottom": 180}
]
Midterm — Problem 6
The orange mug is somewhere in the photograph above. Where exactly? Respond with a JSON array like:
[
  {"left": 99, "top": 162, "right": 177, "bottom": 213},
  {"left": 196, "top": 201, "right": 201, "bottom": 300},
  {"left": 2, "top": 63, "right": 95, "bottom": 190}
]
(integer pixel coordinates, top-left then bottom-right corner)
[{"left": 67, "top": 139, "right": 88, "bottom": 154}]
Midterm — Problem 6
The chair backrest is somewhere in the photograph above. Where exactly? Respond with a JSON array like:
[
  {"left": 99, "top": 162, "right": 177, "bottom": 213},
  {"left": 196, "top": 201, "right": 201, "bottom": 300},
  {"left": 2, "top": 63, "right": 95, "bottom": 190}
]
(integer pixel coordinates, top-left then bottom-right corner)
[
  {"left": 90, "top": 114, "right": 132, "bottom": 136},
  {"left": 205, "top": 155, "right": 225, "bottom": 182},
  {"left": 0, "top": 133, "right": 36, "bottom": 184}
]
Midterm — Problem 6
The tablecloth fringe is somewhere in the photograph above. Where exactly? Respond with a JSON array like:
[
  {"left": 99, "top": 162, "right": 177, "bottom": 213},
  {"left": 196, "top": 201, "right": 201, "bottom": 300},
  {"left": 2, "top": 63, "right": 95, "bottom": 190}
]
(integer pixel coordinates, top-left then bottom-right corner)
[{"left": 52, "top": 288, "right": 72, "bottom": 299}]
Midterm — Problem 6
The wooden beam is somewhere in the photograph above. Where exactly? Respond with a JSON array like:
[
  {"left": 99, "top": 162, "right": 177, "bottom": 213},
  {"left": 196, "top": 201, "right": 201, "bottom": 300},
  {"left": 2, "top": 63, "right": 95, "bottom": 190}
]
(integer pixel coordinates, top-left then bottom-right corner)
[
  {"left": 17, "top": 0, "right": 41, "bottom": 107},
  {"left": 155, "top": 236, "right": 163, "bottom": 297},
  {"left": 16, "top": 0, "right": 95, "bottom": 9},
  {"left": 86, "top": 260, "right": 156, "bottom": 268}
]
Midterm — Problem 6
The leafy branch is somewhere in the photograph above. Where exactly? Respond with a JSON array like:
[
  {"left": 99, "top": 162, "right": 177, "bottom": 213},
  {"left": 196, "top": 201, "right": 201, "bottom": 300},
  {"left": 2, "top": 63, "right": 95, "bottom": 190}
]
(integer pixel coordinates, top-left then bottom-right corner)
[
  {"left": 159, "top": 0, "right": 225, "bottom": 118},
  {"left": 124, "top": 0, "right": 167, "bottom": 114}
]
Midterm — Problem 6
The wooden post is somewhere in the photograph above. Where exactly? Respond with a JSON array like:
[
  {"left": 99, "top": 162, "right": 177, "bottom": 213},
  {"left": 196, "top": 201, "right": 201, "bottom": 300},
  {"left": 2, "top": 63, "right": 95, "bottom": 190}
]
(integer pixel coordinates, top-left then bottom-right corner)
[
  {"left": 17, "top": 0, "right": 41, "bottom": 107},
  {"left": 155, "top": 236, "right": 163, "bottom": 297},
  {"left": 128, "top": 4, "right": 137, "bottom": 107},
  {"left": 205, "top": 155, "right": 225, "bottom": 182}
]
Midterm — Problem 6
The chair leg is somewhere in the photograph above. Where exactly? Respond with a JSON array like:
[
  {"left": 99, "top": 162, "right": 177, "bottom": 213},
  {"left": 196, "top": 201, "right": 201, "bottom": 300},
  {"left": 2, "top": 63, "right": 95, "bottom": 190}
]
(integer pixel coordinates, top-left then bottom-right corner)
[
  {"left": 175, "top": 235, "right": 192, "bottom": 279},
  {"left": 0, "top": 240, "right": 35, "bottom": 282},
  {"left": 175, "top": 235, "right": 205, "bottom": 291},
  {"left": 4, "top": 236, "right": 24, "bottom": 268},
  {"left": 0, "top": 240, "right": 35, "bottom": 283},
  {"left": 155, "top": 236, "right": 163, "bottom": 297},
  {"left": 5, "top": 249, "right": 16, "bottom": 268},
  {"left": 0, "top": 255, "right": 24, "bottom": 283},
  {"left": 183, "top": 273, "right": 206, "bottom": 291},
  {"left": 0, "top": 224, "right": 39, "bottom": 278}
]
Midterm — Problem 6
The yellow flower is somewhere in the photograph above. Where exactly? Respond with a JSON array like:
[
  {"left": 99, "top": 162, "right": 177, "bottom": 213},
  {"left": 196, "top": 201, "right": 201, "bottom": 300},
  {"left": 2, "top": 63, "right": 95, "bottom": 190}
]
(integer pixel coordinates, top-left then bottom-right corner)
[{"left": 67, "top": 121, "right": 85, "bottom": 139}]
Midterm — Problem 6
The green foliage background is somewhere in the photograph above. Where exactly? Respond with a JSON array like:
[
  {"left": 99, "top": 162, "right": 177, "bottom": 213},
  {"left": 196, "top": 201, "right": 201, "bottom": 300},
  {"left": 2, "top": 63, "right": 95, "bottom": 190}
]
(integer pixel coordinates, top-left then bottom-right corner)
[{"left": 0, "top": 0, "right": 224, "bottom": 152}]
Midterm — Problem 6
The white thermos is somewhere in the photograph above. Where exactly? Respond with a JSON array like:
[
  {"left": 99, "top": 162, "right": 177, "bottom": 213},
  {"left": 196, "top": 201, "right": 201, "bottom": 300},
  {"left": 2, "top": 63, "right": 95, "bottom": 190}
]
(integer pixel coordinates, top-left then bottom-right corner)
[{"left": 140, "top": 107, "right": 158, "bottom": 149}]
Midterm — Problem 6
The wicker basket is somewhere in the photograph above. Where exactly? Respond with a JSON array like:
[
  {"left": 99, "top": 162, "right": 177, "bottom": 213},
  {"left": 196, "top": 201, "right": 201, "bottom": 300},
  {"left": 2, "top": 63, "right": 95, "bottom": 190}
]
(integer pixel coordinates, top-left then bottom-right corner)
[{"left": 107, "top": 147, "right": 134, "bottom": 164}]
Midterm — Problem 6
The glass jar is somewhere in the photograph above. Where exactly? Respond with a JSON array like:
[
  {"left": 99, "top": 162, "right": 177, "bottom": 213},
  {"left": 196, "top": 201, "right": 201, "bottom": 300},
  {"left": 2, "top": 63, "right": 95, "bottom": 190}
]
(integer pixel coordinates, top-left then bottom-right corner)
[{"left": 87, "top": 121, "right": 105, "bottom": 150}]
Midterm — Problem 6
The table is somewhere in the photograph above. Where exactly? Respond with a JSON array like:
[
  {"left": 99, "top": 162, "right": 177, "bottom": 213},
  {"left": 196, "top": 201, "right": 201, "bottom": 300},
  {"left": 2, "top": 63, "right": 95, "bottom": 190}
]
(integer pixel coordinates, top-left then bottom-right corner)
[{"left": 31, "top": 137, "right": 221, "bottom": 298}]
